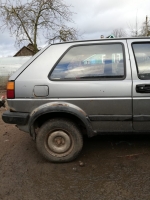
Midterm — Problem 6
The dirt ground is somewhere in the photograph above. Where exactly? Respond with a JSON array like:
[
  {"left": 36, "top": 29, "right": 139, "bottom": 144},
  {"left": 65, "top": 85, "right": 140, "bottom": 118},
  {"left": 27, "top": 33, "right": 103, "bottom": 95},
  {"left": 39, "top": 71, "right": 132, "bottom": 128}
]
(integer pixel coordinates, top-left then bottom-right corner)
[{"left": 1, "top": 90, "right": 150, "bottom": 200}]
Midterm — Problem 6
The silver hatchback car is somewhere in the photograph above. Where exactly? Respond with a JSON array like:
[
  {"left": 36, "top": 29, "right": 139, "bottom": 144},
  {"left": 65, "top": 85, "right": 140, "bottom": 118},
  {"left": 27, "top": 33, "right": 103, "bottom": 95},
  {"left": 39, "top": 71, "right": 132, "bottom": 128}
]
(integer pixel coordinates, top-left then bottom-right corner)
[{"left": 2, "top": 38, "right": 150, "bottom": 162}]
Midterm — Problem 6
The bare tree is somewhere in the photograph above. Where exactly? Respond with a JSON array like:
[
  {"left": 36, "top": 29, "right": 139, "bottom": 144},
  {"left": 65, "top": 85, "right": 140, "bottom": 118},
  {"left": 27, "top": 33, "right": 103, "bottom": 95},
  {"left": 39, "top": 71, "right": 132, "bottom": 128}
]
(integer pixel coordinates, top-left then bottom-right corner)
[
  {"left": 128, "top": 24, "right": 141, "bottom": 37},
  {"left": 0, "top": 0, "right": 78, "bottom": 54},
  {"left": 111, "top": 28, "right": 126, "bottom": 38},
  {"left": 140, "top": 16, "right": 150, "bottom": 36},
  {"left": 127, "top": 14, "right": 141, "bottom": 37},
  {"left": 49, "top": 26, "right": 78, "bottom": 43}
]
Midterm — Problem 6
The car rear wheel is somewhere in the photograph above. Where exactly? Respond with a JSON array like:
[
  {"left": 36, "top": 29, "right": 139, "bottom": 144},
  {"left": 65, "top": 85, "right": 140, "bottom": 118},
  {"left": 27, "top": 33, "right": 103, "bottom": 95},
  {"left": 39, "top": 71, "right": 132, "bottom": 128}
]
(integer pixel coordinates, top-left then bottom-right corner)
[{"left": 36, "top": 118, "right": 83, "bottom": 163}]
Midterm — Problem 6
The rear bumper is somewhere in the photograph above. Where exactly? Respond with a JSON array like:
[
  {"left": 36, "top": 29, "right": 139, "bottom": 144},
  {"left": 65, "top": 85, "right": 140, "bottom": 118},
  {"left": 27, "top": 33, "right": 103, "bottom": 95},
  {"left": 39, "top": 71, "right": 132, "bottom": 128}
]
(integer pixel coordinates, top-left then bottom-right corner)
[{"left": 2, "top": 111, "right": 29, "bottom": 125}]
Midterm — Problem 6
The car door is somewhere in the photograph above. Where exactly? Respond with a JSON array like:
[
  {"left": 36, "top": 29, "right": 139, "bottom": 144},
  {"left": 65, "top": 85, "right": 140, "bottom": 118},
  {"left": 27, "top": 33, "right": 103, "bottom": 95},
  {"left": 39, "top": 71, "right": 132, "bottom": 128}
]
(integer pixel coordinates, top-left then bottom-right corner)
[
  {"left": 127, "top": 39, "right": 150, "bottom": 131},
  {"left": 49, "top": 40, "right": 132, "bottom": 132}
]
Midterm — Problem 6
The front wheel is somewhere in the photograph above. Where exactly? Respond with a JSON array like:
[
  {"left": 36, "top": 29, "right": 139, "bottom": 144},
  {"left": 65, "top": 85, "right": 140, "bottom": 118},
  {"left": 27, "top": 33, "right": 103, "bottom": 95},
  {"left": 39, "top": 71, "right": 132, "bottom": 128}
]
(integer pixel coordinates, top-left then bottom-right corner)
[{"left": 36, "top": 118, "right": 83, "bottom": 163}]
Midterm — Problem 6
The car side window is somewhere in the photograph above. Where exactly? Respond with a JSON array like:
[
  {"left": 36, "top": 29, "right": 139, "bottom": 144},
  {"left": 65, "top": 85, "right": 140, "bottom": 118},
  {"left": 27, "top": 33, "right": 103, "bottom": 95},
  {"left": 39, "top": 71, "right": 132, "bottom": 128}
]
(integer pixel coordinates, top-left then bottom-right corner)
[
  {"left": 132, "top": 43, "right": 150, "bottom": 80},
  {"left": 50, "top": 43, "right": 125, "bottom": 80}
]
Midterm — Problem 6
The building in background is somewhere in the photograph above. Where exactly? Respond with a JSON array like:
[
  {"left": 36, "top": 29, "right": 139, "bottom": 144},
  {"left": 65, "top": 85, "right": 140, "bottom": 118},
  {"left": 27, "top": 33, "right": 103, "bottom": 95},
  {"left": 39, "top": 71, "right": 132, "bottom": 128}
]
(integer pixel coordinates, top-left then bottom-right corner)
[{"left": 14, "top": 44, "right": 35, "bottom": 57}]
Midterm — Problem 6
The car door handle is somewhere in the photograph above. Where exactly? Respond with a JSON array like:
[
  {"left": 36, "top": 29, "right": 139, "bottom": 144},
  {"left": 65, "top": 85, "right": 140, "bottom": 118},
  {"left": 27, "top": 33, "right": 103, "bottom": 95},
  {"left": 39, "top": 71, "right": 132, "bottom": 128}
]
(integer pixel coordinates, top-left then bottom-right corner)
[{"left": 136, "top": 84, "right": 150, "bottom": 93}]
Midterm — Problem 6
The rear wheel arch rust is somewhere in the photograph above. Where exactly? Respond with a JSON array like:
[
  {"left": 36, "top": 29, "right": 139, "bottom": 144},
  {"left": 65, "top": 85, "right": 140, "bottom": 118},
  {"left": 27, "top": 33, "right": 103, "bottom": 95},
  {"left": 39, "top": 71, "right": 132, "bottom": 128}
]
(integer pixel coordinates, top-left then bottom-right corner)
[{"left": 29, "top": 105, "right": 94, "bottom": 139}]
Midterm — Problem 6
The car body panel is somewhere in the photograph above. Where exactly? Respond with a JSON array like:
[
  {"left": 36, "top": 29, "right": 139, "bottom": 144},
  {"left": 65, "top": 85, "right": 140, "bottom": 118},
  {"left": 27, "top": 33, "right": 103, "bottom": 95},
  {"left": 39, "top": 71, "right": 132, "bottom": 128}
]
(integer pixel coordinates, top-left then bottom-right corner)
[
  {"left": 127, "top": 39, "right": 150, "bottom": 131},
  {"left": 3, "top": 37, "right": 150, "bottom": 136}
]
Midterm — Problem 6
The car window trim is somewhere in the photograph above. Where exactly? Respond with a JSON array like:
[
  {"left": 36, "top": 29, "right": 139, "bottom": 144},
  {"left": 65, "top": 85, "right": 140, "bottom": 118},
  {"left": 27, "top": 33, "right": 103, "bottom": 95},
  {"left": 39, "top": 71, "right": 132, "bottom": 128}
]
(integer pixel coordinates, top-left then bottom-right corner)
[
  {"left": 48, "top": 42, "right": 126, "bottom": 81},
  {"left": 132, "top": 42, "right": 150, "bottom": 80}
]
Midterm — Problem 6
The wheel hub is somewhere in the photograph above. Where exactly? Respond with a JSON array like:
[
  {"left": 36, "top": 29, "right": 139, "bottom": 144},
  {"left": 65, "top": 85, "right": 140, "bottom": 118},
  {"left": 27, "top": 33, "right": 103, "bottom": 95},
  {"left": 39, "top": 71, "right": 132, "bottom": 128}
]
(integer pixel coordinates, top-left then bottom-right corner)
[
  {"left": 47, "top": 131, "right": 71, "bottom": 154},
  {"left": 54, "top": 136, "right": 65, "bottom": 146}
]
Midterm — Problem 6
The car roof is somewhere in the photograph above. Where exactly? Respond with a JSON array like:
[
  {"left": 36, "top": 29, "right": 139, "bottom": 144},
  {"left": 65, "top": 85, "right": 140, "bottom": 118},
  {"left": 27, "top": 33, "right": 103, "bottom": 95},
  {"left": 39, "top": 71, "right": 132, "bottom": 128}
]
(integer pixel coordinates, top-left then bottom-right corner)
[{"left": 51, "top": 37, "right": 150, "bottom": 46}]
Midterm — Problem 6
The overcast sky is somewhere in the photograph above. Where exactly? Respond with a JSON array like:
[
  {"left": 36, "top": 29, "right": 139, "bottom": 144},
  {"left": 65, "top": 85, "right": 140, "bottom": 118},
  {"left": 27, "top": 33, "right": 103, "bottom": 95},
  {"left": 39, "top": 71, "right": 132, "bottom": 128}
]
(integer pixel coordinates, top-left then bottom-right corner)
[{"left": 0, "top": 0, "right": 149, "bottom": 57}]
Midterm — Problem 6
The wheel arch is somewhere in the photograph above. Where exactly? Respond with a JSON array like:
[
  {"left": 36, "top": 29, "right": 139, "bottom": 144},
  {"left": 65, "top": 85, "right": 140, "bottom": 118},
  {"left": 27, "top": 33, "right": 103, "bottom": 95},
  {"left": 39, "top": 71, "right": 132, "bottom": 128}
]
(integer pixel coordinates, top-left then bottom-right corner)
[{"left": 29, "top": 102, "right": 94, "bottom": 139}]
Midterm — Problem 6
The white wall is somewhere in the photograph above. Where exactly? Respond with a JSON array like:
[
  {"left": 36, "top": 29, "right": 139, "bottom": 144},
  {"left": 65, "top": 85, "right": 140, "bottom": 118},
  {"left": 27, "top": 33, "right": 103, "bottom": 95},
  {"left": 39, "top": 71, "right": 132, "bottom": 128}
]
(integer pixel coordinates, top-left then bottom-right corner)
[{"left": 0, "top": 57, "right": 31, "bottom": 89}]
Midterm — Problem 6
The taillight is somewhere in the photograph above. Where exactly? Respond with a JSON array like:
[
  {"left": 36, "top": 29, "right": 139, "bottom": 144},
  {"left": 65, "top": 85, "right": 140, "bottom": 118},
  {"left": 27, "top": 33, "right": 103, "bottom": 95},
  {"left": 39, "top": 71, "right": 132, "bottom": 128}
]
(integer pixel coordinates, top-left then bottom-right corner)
[{"left": 7, "top": 81, "right": 15, "bottom": 99}]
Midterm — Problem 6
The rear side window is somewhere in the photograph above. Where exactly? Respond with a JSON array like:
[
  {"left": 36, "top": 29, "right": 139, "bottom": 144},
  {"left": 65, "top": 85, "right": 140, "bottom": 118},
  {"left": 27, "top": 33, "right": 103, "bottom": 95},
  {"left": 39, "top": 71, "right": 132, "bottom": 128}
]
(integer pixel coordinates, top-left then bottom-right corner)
[
  {"left": 132, "top": 43, "right": 150, "bottom": 80},
  {"left": 50, "top": 43, "right": 125, "bottom": 80}
]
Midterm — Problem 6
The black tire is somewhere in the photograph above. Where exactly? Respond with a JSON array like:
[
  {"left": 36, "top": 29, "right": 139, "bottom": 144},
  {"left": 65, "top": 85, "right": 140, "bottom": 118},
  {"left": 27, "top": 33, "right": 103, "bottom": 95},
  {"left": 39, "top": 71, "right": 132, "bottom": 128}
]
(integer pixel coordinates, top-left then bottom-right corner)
[{"left": 36, "top": 118, "right": 83, "bottom": 163}]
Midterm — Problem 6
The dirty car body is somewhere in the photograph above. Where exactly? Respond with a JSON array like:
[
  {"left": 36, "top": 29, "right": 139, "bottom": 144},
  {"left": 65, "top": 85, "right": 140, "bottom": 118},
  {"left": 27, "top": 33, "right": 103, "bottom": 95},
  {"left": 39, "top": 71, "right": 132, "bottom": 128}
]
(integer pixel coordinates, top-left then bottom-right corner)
[{"left": 2, "top": 38, "right": 150, "bottom": 162}]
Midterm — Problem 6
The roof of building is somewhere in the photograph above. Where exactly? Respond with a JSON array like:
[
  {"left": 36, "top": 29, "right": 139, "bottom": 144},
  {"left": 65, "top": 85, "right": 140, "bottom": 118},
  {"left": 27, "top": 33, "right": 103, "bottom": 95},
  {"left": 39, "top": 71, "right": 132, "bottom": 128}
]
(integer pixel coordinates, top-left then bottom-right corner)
[{"left": 13, "top": 43, "right": 35, "bottom": 57}]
